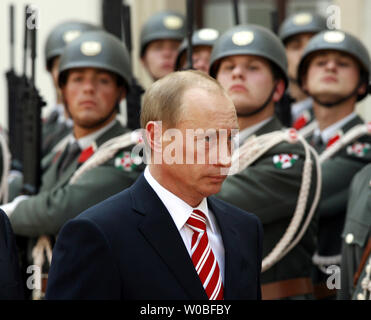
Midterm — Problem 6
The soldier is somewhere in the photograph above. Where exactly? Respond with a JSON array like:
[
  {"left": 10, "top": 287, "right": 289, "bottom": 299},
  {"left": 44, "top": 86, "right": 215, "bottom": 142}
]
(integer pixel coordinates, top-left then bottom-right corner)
[
  {"left": 338, "top": 163, "right": 371, "bottom": 300},
  {"left": 174, "top": 28, "right": 219, "bottom": 73},
  {"left": 140, "top": 11, "right": 186, "bottom": 81},
  {"left": 297, "top": 30, "right": 371, "bottom": 299},
  {"left": 209, "top": 24, "right": 320, "bottom": 300},
  {"left": 278, "top": 12, "right": 327, "bottom": 130},
  {"left": 2, "top": 29, "right": 145, "bottom": 235},
  {"left": 1, "top": 30, "right": 145, "bottom": 297},
  {"left": 43, "top": 21, "right": 101, "bottom": 156}
]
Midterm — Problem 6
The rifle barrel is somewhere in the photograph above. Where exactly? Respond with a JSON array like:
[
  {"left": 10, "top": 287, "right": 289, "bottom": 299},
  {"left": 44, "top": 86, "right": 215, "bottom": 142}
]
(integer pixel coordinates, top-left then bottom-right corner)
[
  {"left": 186, "top": 0, "right": 194, "bottom": 70},
  {"left": 23, "top": 5, "right": 29, "bottom": 76},
  {"left": 10, "top": 5, "right": 15, "bottom": 70},
  {"left": 233, "top": 0, "right": 240, "bottom": 25}
]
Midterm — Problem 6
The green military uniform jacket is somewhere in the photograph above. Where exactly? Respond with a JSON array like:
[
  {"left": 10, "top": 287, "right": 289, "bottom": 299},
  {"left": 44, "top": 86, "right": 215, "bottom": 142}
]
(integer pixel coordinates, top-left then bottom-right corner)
[
  {"left": 311, "top": 116, "right": 371, "bottom": 261},
  {"left": 9, "top": 120, "right": 144, "bottom": 237},
  {"left": 42, "top": 121, "right": 72, "bottom": 157},
  {"left": 338, "top": 163, "right": 371, "bottom": 300},
  {"left": 42, "top": 107, "right": 60, "bottom": 137},
  {"left": 42, "top": 105, "right": 72, "bottom": 157},
  {"left": 217, "top": 116, "right": 318, "bottom": 286}
]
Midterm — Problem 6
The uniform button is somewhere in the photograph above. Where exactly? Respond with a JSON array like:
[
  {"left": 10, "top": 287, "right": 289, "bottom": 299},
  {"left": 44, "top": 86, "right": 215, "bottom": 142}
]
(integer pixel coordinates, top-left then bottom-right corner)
[{"left": 345, "top": 233, "right": 354, "bottom": 244}]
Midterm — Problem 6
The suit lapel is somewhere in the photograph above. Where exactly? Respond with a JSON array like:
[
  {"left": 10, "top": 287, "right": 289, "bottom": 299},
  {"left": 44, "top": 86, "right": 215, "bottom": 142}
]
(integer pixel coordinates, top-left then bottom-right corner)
[
  {"left": 131, "top": 175, "right": 208, "bottom": 300},
  {"left": 207, "top": 197, "right": 247, "bottom": 300}
]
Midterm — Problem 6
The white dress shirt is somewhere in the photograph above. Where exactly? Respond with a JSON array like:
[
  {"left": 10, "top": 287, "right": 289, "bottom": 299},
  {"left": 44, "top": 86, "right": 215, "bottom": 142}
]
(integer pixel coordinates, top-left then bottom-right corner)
[
  {"left": 291, "top": 97, "right": 313, "bottom": 121},
  {"left": 68, "top": 118, "right": 118, "bottom": 150},
  {"left": 313, "top": 112, "right": 357, "bottom": 145},
  {"left": 144, "top": 166, "right": 225, "bottom": 281}
]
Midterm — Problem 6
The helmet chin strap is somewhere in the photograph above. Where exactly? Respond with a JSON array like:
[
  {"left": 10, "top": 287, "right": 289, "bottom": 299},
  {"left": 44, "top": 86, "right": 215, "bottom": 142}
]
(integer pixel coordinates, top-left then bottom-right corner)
[
  {"left": 237, "top": 83, "right": 277, "bottom": 117},
  {"left": 307, "top": 78, "right": 363, "bottom": 108},
  {"left": 288, "top": 76, "right": 299, "bottom": 85}
]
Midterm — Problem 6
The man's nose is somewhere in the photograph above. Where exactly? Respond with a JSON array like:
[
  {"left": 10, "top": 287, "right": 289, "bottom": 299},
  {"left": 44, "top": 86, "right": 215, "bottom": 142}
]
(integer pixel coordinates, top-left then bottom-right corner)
[
  {"left": 82, "top": 79, "right": 95, "bottom": 93},
  {"left": 325, "top": 60, "right": 337, "bottom": 71},
  {"left": 231, "top": 65, "right": 244, "bottom": 79}
]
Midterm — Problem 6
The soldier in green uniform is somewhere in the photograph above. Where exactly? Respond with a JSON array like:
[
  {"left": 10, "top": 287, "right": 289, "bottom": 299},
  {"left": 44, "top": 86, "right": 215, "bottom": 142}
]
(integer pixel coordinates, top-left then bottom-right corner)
[
  {"left": 338, "top": 163, "right": 371, "bottom": 300},
  {"left": 43, "top": 21, "right": 101, "bottom": 157},
  {"left": 297, "top": 30, "right": 371, "bottom": 299},
  {"left": 209, "top": 24, "right": 320, "bottom": 300},
  {"left": 174, "top": 28, "right": 219, "bottom": 73},
  {"left": 278, "top": 12, "right": 327, "bottom": 131},
  {"left": 140, "top": 11, "right": 186, "bottom": 81},
  {"left": 1, "top": 30, "right": 144, "bottom": 237}
]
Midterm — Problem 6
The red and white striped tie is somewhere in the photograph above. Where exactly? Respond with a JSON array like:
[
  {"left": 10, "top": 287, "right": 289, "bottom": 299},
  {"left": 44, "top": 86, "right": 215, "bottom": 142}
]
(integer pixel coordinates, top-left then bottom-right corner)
[{"left": 186, "top": 209, "right": 224, "bottom": 300}]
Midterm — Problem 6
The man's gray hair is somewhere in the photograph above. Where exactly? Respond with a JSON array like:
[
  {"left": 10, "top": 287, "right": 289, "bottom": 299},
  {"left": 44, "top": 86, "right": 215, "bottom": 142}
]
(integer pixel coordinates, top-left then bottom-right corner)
[{"left": 140, "top": 70, "right": 230, "bottom": 128}]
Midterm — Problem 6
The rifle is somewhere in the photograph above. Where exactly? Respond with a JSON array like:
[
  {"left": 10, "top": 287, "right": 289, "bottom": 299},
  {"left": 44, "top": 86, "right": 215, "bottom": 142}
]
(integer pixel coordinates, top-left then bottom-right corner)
[
  {"left": 185, "top": 0, "right": 194, "bottom": 70},
  {"left": 21, "top": 5, "right": 46, "bottom": 195},
  {"left": 122, "top": 1, "right": 144, "bottom": 130},
  {"left": 6, "top": 4, "right": 24, "bottom": 171},
  {"left": 232, "top": 0, "right": 240, "bottom": 25}
]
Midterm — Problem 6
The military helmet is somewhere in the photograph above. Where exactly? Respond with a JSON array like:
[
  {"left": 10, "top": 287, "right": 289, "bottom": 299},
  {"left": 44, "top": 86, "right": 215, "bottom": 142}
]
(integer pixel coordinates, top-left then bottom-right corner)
[
  {"left": 58, "top": 30, "right": 132, "bottom": 91},
  {"left": 174, "top": 28, "right": 220, "bottom": 71},
  {"left": 45, "top": 21, "right": 101, "bottom": 70},
  {"left": 209, "top": 24, "right": 288, "bottom": 88},
  {"left": 140, "top": 11, "right": 186, "bottom": 57},
  {"left": 297, "top": 30, "right": 371, "bottom": 101},
  {"left": 279, "top": 12, "right": 327, "bottom": 44}
]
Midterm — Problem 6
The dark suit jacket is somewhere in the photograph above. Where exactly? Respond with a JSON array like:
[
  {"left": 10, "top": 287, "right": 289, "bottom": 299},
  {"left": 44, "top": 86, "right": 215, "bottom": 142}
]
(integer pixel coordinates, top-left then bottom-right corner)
[
  {"left": 0, "top": 210, "right": 24, "bottom": 299},
  {"left": 46, "top": 174, "right": 263, "bottom": 300}
]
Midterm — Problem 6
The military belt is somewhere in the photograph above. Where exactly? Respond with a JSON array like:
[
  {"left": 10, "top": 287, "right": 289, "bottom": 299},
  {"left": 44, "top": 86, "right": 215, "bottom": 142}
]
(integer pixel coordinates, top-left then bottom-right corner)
[{"left": 261, "top": 277, "right": 314, "bottom": 300}]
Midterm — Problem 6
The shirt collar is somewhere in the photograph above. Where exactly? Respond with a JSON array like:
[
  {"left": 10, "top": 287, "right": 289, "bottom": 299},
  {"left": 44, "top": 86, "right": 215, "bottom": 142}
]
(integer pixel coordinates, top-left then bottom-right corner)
[
  {"left": 144, "top": 166, "right": 215, "bottom": 233},
  {"left": 236, "top": 117, "right": 273, "bottom": 147},
  {"left": 69, "top": 118, "right": 117, "bottom": 150},
  {"left": 291, "top": 97, "right": 313, "bottom": 121},
  {"left": 314, "top": 112, "right": 357, "bottom": 144}
]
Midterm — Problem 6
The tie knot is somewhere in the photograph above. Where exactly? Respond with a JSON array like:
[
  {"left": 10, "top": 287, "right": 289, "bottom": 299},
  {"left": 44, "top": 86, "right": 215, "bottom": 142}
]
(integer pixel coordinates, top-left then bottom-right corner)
[
  {"left": 69, "top": 142, "right": 81, "bottom": 154},
  {"left": 186, "top": 209, "right": 207, "bottom": 233}
]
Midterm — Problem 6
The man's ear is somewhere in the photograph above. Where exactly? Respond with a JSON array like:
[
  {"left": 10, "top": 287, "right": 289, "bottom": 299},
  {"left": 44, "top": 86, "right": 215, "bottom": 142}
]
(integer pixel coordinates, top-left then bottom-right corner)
[
  {"left": 145, "top": 121, "right": 163, "bottom": 153},
  {"left": 119, "top": 87, "right": 127, "bottom": 102},
  {"left": 357, "top": 82, "right": 367, "bottom": 96},
  {"left": 273, "top": 79, "right": 286, "bottom": 102}
]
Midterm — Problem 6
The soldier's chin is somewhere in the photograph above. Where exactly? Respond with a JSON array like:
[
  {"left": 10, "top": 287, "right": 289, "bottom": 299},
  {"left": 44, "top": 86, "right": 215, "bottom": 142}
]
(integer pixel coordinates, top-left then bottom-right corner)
[
  {"left": 313, "top": 93, "right": 349, "bottom": 107},
  {"left": 75, "top": 117, "right": 108, "bottom": 129}
]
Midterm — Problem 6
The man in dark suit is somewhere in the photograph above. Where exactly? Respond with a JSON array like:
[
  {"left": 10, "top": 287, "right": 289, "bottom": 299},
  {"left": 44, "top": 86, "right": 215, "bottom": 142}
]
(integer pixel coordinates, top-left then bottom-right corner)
[
  {"left": 0, "top": 209, "right": 23, "bottom": 299},
  {"left": 46, "top": 70, "right": 263, "bottom": 300}
]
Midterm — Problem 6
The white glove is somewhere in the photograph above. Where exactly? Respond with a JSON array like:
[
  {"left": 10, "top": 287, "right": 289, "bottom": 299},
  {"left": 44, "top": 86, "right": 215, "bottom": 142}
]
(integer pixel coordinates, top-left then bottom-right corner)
[{"left": 0, "top": 195, "right": 29, "bottom": 217}]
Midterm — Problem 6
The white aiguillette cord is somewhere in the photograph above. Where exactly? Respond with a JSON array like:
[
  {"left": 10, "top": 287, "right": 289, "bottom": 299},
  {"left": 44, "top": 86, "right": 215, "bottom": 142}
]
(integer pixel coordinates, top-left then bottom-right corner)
[{"left": 233, "top": 128, "right": 322, "bottom": 272}]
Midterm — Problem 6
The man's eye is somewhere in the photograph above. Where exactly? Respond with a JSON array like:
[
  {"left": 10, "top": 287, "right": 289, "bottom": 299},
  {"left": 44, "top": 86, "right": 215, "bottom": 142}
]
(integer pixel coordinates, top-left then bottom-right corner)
[
  {"left": 71, "top": 76, "right": 83, "bottom": 82},
  {"left": 99, "top": 77, "right": 110, "bottom": 84},
  {"left": 316, "top": 60, "right": 327, "bottom": 66},
  {"left": 222, "top": 64, "right": 234, "bottom": 71},
  {"left": 337, "top": 61, "right": 350, "bottom": 67},
  {"left": 248, "top": 65, "right": 258, "bottom": 71}
]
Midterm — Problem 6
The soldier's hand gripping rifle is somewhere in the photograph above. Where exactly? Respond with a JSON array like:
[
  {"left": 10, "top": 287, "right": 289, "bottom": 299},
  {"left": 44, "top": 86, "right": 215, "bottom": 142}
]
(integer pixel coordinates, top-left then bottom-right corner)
[
  {"left": 122, "top": 1, "right": 144, "bottom": 130},
  {"left": 21, "top": 5, "right": 46, "bottom": 196}
]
